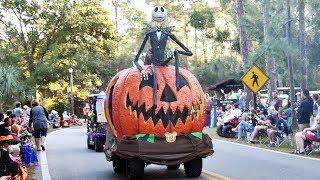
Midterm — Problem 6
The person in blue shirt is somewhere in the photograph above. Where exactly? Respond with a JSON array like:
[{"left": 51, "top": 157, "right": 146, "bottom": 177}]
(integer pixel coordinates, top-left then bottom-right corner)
[{"left": 266, "top": 111, "right": 289, "bottom": 147}]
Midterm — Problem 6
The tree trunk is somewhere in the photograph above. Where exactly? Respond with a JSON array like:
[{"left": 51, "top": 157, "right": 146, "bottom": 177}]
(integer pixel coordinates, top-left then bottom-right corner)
[
  {"left": 202, "top": 37, "right": 207, "bottom": 63},
  {"left": 286, "top": 0, "right": 297, "bottom": 131},
  {"left": 112, "top": 0, "right": 119, "bottom": 31},
  {"left": 184, "top": 15, "right": 189, "bottom": 47},
  {"left": 112, "top": 0, "right": 119, "bottom": 56},
  {"left": 298, "top": 0, "right": 307, "bottom": 90},
  {"left": 263, "top": 0, "right": 277, "bottom": 105},
  {"left": 184, "top": 15, "right": 189, "bottom": 61},
  {"left": 194, "top": 28, "right": 198, "bottom": 61},
  {"left": 235, "top": 0, "right": 251, "bottom": 110}
]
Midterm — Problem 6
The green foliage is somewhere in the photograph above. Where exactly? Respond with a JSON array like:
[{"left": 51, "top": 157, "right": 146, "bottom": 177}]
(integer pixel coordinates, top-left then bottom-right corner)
[
  {"left": 0, "top": 0, "right": 115, "bottom": 113},
  {"left": 0, "top": 66, "right": 26, "bottom": 110},
  {"left": 189, "top": 1, "right": 215, "bottom": 30}
]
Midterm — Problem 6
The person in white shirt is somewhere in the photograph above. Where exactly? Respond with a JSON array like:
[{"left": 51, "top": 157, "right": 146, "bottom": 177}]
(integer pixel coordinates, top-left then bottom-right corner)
[{"left": 231, "top": 104, "right": 242, "bottom": 118}]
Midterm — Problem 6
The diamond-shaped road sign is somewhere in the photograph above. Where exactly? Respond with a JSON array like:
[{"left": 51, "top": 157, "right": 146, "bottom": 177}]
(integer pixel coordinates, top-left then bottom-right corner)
[{"left": 241, "top": 65, "right": 269, "bottom": 93}]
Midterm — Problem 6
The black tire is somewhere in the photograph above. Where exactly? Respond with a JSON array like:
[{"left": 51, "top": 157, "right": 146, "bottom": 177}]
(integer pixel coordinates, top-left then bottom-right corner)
[
  {"left": 217, "top": 125, "right": 224, "bottom": 137},
  {"left": 167, "top": 164, "right": 180, "bottom": 170},
  {"left": 113, "top": 156, "right": 126, "bottom": 174},
  {"left": 222, "top": 124, "right": 236, "bottom": 138},
  {"left": 95, "top": 138, "right": 104, "bottom": 152},
  {"left": 87, "top": 135, "right": 94, "bottom": 150},
  {"left": 184, "top": 157, "right": 202, "bottom": 178},
  {"left": 127, "top": 160, "right": 145, "bottom": 180}
]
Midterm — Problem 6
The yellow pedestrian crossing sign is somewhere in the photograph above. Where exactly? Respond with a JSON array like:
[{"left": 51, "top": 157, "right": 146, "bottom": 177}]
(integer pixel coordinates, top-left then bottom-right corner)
[{"left": 241, "top": 65, "right": 269, "bottom": 93}]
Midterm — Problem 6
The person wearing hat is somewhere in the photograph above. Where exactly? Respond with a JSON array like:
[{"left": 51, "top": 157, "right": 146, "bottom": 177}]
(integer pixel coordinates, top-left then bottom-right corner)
[
  {"left": 297, "top": 89, "right": 314, "bottom": 131},
  {"left": 0, "top": 123, "right": 20, "bottom": 178}
]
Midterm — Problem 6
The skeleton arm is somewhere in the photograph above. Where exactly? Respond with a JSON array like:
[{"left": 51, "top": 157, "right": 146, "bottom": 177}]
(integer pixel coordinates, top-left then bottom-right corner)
[
  {"left": 169, "top": 34, "right": 193, "bottom": 56},
  {"left": 134, "top": 34, "right": 149, "bottom": 71}
]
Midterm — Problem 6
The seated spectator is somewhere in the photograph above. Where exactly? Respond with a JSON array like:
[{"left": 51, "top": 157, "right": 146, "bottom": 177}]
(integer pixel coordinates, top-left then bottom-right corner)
[
  {"left": 11, "top": 124, "right": 21, "bottom": 141},
  {"left": 5, "top": 110, "right": 13, "bottom": 117},
  {"left": 249, "top": 106, "right": 278, "bottom": 143},
  {"left": 281, "top": 101, "right": 292, "bottom": 121},
  {"left": 13, "top": 102, "right": 23, "bottom": 118},
  {"left": 0, "top": 123, "right": 20, "bottom": 178},
  {"left": 62, "top": 111, "right": 70, "bottom": 121},
  {"left": 20, "top": 133, "right": 38, "bottom": 167},
  {"left": 293, "top": 113, "right": 320, "bottom": 154},
  {"left": 231, "top": 104, "right": 242, "bottom": 118},
  {"left": 3, "top": 117, "right": 13, "bottom": 127},
  {"left": 257, "top": 99, "right": 267, "bottom": 116},
  {"left": 232, "top": 110, "right": 258, "bottom": 141},
  {"left": 266, "top": 111, "right": 290, "bottom": 147},
  {"left": 0, "top": 112, "right": 4, "bottom": 123}
]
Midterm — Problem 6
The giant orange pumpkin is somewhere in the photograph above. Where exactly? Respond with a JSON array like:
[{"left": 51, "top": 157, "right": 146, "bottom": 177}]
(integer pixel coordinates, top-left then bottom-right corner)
[{"left": 104, "top": 65, "right": 206, "bottom": 141}]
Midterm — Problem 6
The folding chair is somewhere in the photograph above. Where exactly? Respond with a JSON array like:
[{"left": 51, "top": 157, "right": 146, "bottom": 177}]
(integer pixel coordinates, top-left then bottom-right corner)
[
  {"left": 276, "top": 117, "right": 294, "bottom": 147},
  {"left": 307, "top": 141, "right": 320, "bottom": 155}
]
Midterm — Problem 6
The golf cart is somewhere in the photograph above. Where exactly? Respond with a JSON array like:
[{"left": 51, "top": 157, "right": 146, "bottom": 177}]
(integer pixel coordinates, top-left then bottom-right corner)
[{"left": 87, "top": 92, "right": 108, "bottom": 152}]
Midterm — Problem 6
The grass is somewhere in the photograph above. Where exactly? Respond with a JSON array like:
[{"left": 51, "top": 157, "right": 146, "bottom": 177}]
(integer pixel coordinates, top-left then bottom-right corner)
[
  {"left": 26, "top": 167, "right": 36, "bottom": 180},
  {"left": 203, "top": 127, "right": 320, "bottom": 159}
]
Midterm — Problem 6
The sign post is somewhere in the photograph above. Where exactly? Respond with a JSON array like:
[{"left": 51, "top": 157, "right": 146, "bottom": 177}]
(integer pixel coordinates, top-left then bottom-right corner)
[{"left": 241, "top": 65, "right": 269, "bottom": 110}]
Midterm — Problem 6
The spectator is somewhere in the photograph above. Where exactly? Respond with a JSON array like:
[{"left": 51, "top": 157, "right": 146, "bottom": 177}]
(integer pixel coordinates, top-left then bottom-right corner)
[
  {"left": 257, "top": 99, "right": 267, "bottom": 116},
  {"left": 266, "top": 111, "right": 290, "bottom": 147},
  {"left": 82, "top": 103, "right": 90, "bottom": 123},
  {"left": 296, "top": 89, "right": 313, "bottom": 131},
  {"left": 281, "top": 101, "right": 292, "bottom": 121},
  {"left": 0, "top": 112, "right": 4, "bottom": 122},
  {"left": 232, "top": 110, "right": 258, "bottom": 141},
  {"left": 239, "top": 91, "right": 246, "bottom": 111},
  {"left": 28, "top": 100, "right": 49, "bottom": 151},
  {"left": 250, "top": 106, "right": 278, "bottom": 143},
  {"left": 13, "top": 102, "right": 23, "bottom": 118},
  {"left": 23, "top": 105, "right": 31, "bottom": 117},
  {"left": 205, "top": 99, "right": 212, "bottom": 127},
  {"left": 0, "top": 123, "right": 20, "bottom": 178},
  {"left": 293, "top": 113, "right": 320, "bottom": 154},
  {"left": 3, "top": 117, "right": 13, "bottom": 127},
  {"left": 311, "top": 94, "right": 320, "bottom": 126},
  {"left": 231, "top": 103, "right": 242, "bottom": 118},
  {"left": 271, "top": 91, "right": 282, "bottom": 111},
  {"left": 5, "top": 110, "right": 13, "bottom": 117},
  {"left": 62, "top": 111, "right": 70, "bottom": 121}
]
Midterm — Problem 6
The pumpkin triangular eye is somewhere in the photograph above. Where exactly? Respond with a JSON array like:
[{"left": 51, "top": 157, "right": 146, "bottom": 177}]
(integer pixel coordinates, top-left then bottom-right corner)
[
  {"left": 139, "top": 74, "right": 159, "bottom": 90},
  {"left": 161, "top": 84, "right": 177, "bottom": 102},
  {"left": 176, "top": 74, "right": 190, "bottom": 90}
]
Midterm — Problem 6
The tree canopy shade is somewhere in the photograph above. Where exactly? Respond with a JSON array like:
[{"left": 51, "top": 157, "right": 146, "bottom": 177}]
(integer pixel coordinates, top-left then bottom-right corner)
[{"left": 0, "top": 0, "right": 116, "bottom": 113}]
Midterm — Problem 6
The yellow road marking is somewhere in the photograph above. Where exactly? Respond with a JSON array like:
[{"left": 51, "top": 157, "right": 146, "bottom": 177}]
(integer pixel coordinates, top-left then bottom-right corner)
[{"left": 201, "top": 170, "right": 232, "bottom": 180}]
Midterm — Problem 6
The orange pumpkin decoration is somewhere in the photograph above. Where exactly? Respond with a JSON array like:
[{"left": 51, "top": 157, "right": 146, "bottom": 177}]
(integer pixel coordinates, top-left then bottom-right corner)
[{"left": 105, "top": 65, "right": 206, "bottom": 141}]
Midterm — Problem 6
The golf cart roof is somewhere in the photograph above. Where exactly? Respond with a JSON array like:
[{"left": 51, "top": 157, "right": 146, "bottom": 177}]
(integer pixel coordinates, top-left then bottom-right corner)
[{"left": 88, "top": 91, "right": 105, "bottom": 99}]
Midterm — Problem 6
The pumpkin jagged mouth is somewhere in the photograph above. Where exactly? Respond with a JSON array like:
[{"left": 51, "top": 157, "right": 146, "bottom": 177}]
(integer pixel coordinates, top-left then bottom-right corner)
[{"left": 126, "top": 94, "right": 202, "bottom": 128}]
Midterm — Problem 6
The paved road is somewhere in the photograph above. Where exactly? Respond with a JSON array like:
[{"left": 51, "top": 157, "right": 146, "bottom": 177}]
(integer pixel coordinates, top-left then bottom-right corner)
[
  {"left": 44, "top": 127, "right": 320, "bottom": 180},
  {"left": 45, "top": 127, "right": 214, "bottom": 180},
  {"left": 203, "top": 140, "right": 320, "bottom": 180}
]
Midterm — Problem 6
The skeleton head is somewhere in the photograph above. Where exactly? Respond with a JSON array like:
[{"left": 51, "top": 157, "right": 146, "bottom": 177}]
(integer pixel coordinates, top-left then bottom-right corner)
[{"left": 152, "top": 6, "right": 167, "bottom": 23}]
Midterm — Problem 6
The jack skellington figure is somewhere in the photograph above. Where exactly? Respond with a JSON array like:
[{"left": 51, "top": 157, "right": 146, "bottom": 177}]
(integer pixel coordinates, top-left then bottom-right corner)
[{"left": 134, "top": 5, "right": 193, "bottom": 105}]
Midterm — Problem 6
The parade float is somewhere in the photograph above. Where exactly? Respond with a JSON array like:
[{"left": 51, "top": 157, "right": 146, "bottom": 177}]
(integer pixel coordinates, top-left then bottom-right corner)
[{"left": 103, "top": 5, "right": 214, "bottom": 180}]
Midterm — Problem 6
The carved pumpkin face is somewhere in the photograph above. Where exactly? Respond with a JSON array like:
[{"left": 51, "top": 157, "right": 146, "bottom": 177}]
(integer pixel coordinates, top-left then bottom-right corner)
[{"left": 105, "top": 66, "right": 206, "bottom": 141}]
